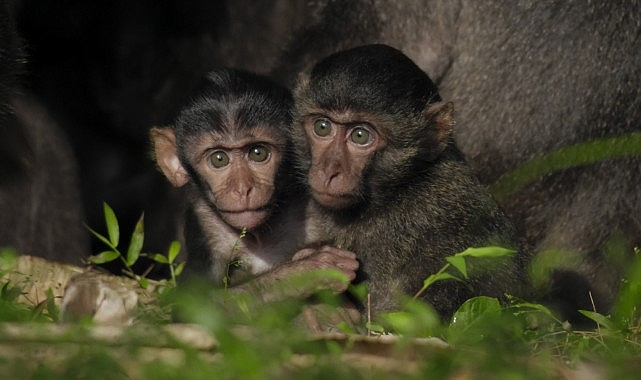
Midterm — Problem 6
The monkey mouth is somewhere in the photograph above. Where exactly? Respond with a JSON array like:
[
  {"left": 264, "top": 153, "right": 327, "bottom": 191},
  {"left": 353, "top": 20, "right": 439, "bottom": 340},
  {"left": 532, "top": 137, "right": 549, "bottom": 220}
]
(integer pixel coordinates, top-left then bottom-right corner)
[
  {"left": 311, "top": 190, "right": 356, "bottom": 209},
  {"left": 220, "top": 208, "right": 270, "bottom": 231}
]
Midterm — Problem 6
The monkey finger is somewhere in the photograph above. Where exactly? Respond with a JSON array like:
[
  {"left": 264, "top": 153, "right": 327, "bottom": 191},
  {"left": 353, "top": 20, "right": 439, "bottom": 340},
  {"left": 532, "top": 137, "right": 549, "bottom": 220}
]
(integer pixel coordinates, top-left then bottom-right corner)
[
  {"left": 318, "top": 246, "right": 358, "bottom": 260},
  {"left": 292, "top": 247, "right": 317, "bottom": 260}
]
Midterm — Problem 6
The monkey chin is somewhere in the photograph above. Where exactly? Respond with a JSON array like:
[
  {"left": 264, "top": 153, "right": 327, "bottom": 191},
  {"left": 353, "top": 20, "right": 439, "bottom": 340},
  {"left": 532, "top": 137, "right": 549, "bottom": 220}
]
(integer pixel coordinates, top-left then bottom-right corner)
[
  {"left": 311, "top": 190, "right": 358, "bottom": 210},
  {"left": 220, "top": 209, "right": 270, "bottom": 232}
]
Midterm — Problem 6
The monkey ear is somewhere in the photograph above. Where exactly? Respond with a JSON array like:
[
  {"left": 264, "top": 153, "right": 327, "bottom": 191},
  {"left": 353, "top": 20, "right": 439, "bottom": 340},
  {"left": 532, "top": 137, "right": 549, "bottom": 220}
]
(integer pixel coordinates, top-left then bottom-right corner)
[
  {"left": 423, "top": 101, "right": 455, "bottom": 159},
  {"left": 149, "top": 127, "right": 190, "bottom": 187}
]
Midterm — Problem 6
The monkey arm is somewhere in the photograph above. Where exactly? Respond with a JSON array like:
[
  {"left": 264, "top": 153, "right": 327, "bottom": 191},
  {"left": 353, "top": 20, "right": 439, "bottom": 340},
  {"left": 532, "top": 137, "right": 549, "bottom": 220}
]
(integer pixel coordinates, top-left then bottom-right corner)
[{"left": 228, "top": 246, "right": 359, "bottom": 304}]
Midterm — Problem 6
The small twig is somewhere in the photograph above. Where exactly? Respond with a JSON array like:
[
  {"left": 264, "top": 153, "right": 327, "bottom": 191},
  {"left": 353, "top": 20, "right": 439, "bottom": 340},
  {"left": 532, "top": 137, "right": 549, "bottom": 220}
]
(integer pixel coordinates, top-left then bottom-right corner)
[
  {"left": 367, "top": 292, "right": 372, "bottom": 336},
  {"left": 588, "top": 290, "right": 604, "bottom": 341},
  {"left": 140, "top": 264, "right": 155, "bottom": 279}
]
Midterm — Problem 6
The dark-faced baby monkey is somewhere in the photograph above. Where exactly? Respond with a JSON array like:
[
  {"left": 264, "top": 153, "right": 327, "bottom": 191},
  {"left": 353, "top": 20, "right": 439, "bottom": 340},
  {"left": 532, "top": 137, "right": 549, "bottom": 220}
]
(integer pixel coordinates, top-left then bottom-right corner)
[
  {"left": 151, "top": 68, "right": 358, "bottom": 301},
  {"left": 293, "top": 44, "right": 522, "bottom": 318}
]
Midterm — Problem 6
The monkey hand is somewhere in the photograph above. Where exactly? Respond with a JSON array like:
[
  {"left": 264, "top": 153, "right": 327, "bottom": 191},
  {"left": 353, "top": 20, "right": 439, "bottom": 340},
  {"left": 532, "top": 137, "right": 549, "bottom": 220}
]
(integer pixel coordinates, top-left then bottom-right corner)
[
  {"left": 292, "top": 246, "right": 359, "bottom": 280},
  {"left": 288, "top": 246, "right": 359, "bottom": 293},
  {"left": 240, "top": 246, "right": 359, "bottom": 303}
]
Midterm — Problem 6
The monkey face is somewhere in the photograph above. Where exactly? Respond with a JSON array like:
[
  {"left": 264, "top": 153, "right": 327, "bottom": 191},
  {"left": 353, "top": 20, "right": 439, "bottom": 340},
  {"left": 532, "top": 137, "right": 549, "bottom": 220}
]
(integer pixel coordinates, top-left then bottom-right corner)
[
  {"left": 151, "top": 125, "right": 286, "bottom": 232},
  {"left": 301, "top": 109, "right": 386, "bottom": 209},
  {"left": 188, "top": 127, "right": 285, "bottom": 231}
]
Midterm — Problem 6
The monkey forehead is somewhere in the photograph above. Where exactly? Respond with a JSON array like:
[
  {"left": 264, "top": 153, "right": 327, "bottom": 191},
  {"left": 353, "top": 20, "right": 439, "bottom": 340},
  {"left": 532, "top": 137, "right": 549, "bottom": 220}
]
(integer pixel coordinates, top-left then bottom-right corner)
[
  {"left": 302, "top": 108, "right": 390, "bottom": 134},
  {"left": 187, "top": 124, "right": 287, "bottom": 149},
  {"left": 307, "top": 44, "right": 441, "bottom": 115}
]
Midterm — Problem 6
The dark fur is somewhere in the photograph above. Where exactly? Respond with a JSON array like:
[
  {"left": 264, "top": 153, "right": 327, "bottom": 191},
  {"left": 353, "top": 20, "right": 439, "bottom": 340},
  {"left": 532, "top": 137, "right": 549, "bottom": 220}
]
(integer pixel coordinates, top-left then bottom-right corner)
[
  {"left": 0, "top": 1, "right": 88, "bottom": 264},
  {"left": 172, "top": 69, "right": 298, "bottom": 281},
  {"left": 275, "top": 0, "right": 641, "bottom": 322},
  {"left": 153, "top": 69, "right": 360, "bottom": 307},
  {"left": 293, "top": 45, "right": 521, "bottom": 317}
]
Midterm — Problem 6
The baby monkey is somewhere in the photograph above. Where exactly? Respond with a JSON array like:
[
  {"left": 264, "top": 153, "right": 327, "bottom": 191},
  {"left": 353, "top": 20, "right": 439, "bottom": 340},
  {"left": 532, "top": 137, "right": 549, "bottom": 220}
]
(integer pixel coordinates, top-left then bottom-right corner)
[{"left": 151, "top": 68, "right": 358, "bottom": 301}]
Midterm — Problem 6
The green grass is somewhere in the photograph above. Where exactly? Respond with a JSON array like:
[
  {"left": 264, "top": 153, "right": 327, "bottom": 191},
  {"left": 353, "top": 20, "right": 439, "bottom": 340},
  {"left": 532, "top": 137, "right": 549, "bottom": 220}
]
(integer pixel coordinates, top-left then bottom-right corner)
[
  {"left": 1, "top": 175, "right": 641, "bottom": 379},
  {"left": 1, "top": 239, "right": 641, "bottom": 379}
]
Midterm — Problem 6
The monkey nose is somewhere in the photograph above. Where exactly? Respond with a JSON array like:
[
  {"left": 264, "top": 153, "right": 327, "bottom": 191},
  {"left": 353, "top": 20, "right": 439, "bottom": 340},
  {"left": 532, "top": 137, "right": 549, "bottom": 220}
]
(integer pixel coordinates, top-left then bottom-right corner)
[{"left": 233, "top": 185, "right": 253, "bottom": 198}]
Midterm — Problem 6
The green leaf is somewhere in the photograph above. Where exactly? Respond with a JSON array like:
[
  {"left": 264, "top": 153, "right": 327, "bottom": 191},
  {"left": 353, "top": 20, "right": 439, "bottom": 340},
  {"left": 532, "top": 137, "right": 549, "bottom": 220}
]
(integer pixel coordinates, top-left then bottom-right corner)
[
  {"left": 451, "top": 296, "right": 502, "bottom": 327},
  {"left": 0, "top": 247, "right": 18, "bottom": 273},
  {"left": 611, "top": 248, "right": 641, "bottom": 327},
  {"left": 380, "top": 300, "right": 441, "bottom": 337},
  {"left": 422, "top": 272, "right": 462, "bottom": 290},
  {"left": 509, "top": 301, "right": 557, "bottom": 318},
  {"left": 103, "top": 202, "right": 120, "bottom": 247},
  {"left": 579, "top": 310, "right": 619, "bottom": 331},
  {"left": 88, "top": 250, "right": 120, "bottom": 264},
  {"left": 347, "top": 282, "right": 369, "bottom": 303},
  {"left": 139, "top": 277, "right": 149, "bottom": 289},
  {"left": 167, "top": 241, "right": 181, "bottom": 263},
  {"left": 151, "top": 253, "right": 169, "bottom": 264},
  {"left": 174, "top": 262, "right": 185, "bottom": 277},
  {"left": 46, "top": 288, "right": 59, "bottom": 322},
  {"left": 366, "top": 322, "right": 386, "bottom": 334},
  {"left": 446, "top": 256, "right": 468, "bottom": 278},
  {"left": 126, "top": 213, "right": 145, "bottom": 267},
  {"left": 85, "top": 224, "right": 116, "bottom": 250},
  {"left": 448, "top": 296, "right": 502, "bottom": 344},
  {"left": 381, "top": 311, "right": 415, "bottom": 334},
  {"left": 456, "top": 246, "right": 517, "bottom": 258},
  {"left": 1, "top": 282, "right": 22, "bottom": 302},
  {"left": 490, "top": 132, "right": 641, "bottom": 201}
]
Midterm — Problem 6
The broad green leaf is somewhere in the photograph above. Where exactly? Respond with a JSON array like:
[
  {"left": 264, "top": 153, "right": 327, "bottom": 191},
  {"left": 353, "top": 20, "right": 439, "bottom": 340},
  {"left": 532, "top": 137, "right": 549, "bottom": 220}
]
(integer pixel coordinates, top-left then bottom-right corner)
[
  {"left": 446, "top": 255, "right": 468, "bottom": 278},
  {"left": 126, "top": 213, "right": 145, "bottom": 267},
  {"left": 347, "top": 282, "right": 369, "bottom": 302},
  {"left": 450, "top": 296, "right": 502, "bottom": 327},
  {"left": 88, "top": 250, "right": 120, "bottom": 264},
  {"left": 381, "top": 311, "right": 415, "bottom": 334},
  {"left": 457, "top": 246, "right": 517, "bottom": 258},
  {"left": 381, "top": 300, "right": 441, "bottom": 337},
  {"left": 366, "top": 322, "right": 386, "bottom": 334},
  {"left": 167, "top": 240, "right": 181, "bottom": 263},
  {"left": 103, "top": 202, "right": 120, "bottom": 247},
  {"left": 448, "top": 296, "right": 502, "bottom": 344}
]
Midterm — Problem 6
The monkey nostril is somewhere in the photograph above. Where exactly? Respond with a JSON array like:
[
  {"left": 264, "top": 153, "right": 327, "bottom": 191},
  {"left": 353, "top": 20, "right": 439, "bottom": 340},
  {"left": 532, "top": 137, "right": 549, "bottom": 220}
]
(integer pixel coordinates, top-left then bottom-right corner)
[
  {"left": 238, "top": 187, "right": 252, "bottom": 197},
  {"left": 325, "top": 171, "right": 341, "bottom": 188}
]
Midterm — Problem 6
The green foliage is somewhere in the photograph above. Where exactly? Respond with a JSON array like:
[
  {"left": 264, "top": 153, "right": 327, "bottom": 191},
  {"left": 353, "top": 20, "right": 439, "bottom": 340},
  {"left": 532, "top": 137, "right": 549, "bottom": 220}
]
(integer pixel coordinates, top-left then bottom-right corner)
[
  {"left": 2, "top": 211, "right": 641, "bottom": 379},
  {"left": 610, "top": 247, "right": 641, "bottom": 329},
  {"left": 0, "top": 246, "right": 18, "bottom": 276},
  {"left": 490, "top": 132, "right": 641, "bottom": 201},
  {"left": 380, "top": 298, "right": 441, "bottom": 337},
  {"left": 223, "top": 227, "right": 247, "bottom": 289},
  {"left": 0, "top": 248, "right": 59, "bottom": 322},
  {"left": 414, "top": 246, "right": 516, "bottom": 299},
  {"left": 86, "top": 202, "right": 183, "bottom": 288}
]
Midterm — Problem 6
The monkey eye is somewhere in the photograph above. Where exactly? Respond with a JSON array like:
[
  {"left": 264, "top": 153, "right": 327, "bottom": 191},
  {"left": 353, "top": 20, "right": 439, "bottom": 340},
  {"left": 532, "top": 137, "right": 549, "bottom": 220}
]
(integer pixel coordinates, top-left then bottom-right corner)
[
  {"left": 209, "top": 150, "right": 230, "bottom": 168},
  {"left": 350, "top": 127, "right": 372, "bottom": 145},
  {"left": 312, "top": 118, "right": 332, "bottom": 137},
  {"left": 248, "top": 144, "right": 270, "bottom": 162}
]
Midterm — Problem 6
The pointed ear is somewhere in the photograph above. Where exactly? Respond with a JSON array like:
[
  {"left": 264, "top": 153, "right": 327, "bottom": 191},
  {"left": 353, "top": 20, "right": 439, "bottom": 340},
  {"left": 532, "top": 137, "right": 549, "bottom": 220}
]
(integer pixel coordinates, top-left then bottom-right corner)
[
  {"left": 423, "top": 101, "right": 455, "bottom": 159},
  {"left": 149, "top": 127, "right": 190, "bottom": 187}
]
